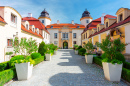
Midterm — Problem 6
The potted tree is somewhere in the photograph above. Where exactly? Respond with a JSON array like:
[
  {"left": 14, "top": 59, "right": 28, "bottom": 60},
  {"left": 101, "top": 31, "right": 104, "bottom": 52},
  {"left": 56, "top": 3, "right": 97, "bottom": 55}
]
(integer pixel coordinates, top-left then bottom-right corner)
[
  {"left": 9, "top": 55, "right": 35, "bottom": 80},
  {"left": 96, "top": 35, "right": 126, "bottom": 81},
  {"left": 74, "top": 45, "right": 79, "bottom": 54},
  {"left": 45, "top": 49, "right": 52, "bottom": 61},
  {"left": 54, "top": 45, "right": 58, "bottom": 55},
  {"left": 84, "top": 40, "right": 94, "bottom": 63}
]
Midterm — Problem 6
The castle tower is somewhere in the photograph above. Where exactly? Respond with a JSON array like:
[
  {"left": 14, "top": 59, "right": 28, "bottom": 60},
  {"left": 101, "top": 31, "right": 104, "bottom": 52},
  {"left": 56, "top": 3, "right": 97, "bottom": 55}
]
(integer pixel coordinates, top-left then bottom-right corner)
[
  {"left": 80, "top": 9, "right": 92, "bottom": 27},
  {"left": 38, "top": 9, "right": 51, "bottom": 26}
]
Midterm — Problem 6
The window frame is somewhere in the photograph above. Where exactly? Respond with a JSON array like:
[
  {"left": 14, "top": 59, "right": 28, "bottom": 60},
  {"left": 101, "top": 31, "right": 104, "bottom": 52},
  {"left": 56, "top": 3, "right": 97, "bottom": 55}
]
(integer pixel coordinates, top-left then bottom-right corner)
[
  {"left": 7, "top": 39, "right": 12, "bottom": 46},
  {"left": 54, "top": 33, "right": 57, "bottom": 38},
  {"left": 73, "top": 33, "right": 76, "bottom": 38},
  {"left": 106, "top": 22, "right": 108, "bottom": 28}
]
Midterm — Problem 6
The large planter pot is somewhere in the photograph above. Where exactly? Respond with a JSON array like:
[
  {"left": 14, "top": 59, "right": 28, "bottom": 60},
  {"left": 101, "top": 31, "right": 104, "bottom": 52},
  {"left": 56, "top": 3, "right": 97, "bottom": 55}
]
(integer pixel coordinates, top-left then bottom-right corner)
[
  {"left": 85, "top": 55, "right": 93, "bottom": 63},
  {"left": 102, "top": 62, "right": 123, "bottom": 81},
  {"left": 45, "top": 54, "right": 51, "bottom": 61},
  {"left": 75, "top": 50, "right": 78, "bottom": 55},
  {"left": 54, "top": 51, "right": 57, "bottom": 55},
  {"left": 15, "top": 62, "right": 33, "bottom": 80}
]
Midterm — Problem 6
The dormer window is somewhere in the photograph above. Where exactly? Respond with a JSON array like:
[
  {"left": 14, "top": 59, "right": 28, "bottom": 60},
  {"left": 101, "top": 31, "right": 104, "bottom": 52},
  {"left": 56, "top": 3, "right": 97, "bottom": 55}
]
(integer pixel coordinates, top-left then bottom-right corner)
[
  {"left": 86, "top": 20, "right": 89, "bottom": 23},
  {"left": 26, "top": 24, "right": 29, "bottom": 30},
  {"left": 77, "top": 26, "right": 80, "bottom": 28},
  {"left": 11, "top": 14, "right": 17, "bottom": 23},
  {"left": 119, "top": 14, "right": 123, "bottom": 22},
  {"left": 98, "top": 27, "right": 99, "bottom": 31},
  {"left": 37, "top": 29, "right": 39, "bottom": 34},
  {"left": 86, "top": 33, "right": 87, "bottom": 38},
  {"left": 106, "top": 22, "right": 108, "bottom": 28},
  {"left": 51, "top": 26, "right": 53, "bottom": 28},
  {"left": 33, "top": 28, "right": 35, "bottom": 32}
]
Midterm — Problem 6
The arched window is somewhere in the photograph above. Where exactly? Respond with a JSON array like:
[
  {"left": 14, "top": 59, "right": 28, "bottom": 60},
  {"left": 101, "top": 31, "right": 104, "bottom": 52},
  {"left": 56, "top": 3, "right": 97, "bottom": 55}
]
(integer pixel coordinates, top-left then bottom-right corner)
[{"left": 26, "top": 24, "right": 28, "bottom": 30}]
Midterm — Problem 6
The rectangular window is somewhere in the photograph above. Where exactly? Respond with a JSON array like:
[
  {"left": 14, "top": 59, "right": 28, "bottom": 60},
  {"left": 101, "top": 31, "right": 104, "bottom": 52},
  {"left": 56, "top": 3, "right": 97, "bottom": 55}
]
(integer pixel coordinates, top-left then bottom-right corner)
[
  {"left": 86, "top": 20, "right": 89, "bottom": 23},
  {"left": 106, "top": 22, "right": 108, "bottom": 28},
  {"left": 73, "top": 33, "right": 76, "bottom": 38},
  {"left": 66, "top": 33, "right": 68, "bottom": 38},
  {"left": 119, "top": 14, "right": 123, "bottom": 21},
  {"left": 98, "top": 27, "right": 99, "bottom": 31},
  {"left": 73, "top": 41, "right": 76, "bottom": 44},
  {"left": 7, "top": 39, "right": 12, "bottom": 46},
  {"left": 54, "top": 33, "right": 57, "bottom": 38},
  {"left": 86, "top": 33, "right": 87, "bottom": 38},
  {"left": 54, "top": 41, "right": 58, "bottom": 45},
  {"left": 84, "top": 34, "right": 85, "bottom": 39},
  {"left": 11, "top": 14, "right": 17, "bottom": 23},
  {"left": 63, "top": 33, "right": 65, "bottom": 38},
  {"left": 42, "top": 20, "right": 44, "bottom": 23}
]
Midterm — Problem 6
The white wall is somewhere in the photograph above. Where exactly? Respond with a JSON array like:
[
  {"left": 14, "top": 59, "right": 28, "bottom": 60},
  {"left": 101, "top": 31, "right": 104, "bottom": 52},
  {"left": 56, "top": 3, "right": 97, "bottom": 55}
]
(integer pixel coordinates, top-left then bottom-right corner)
[
  {"left": 0, "top": 7, "right": 21, "bottom": 62},
  {"left": 39, "top": 18, "right": 51, "bottom": 26},
  {"left": 42, "top": 30, "right": 50, "bottom": 44},
  {"left": 81, "top": 18, "right": 92, "bottom": 27},
  {"left": 47, "top": 29, "right": 58, "bottom": 45},
  {"left": 125, "top": 24, "right": 130, "bottom": 54},
  {"left": 72, "top": 30, "right": 83, "bottom": 46}
]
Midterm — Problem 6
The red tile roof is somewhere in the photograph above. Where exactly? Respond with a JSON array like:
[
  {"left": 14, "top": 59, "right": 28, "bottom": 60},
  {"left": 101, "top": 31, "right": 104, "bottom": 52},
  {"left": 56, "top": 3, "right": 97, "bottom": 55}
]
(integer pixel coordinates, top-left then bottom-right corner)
[
  {"left": 21, "top": 24, "right": 43, "bottom": 38},
  {"left": 88, "top": 16, "right": 130, "bottom": 38},
  {"left": 82, "top": 14, "right": 117, "bottom": 34},
  {"left": 22, "top": 17, "right": 50, "bottom": 34},
  {"left": 46, "top": 23, "right": 85, "bottom": 28},
  {"left": 0, "top": 16, "right": 6, "bottom": 23}
]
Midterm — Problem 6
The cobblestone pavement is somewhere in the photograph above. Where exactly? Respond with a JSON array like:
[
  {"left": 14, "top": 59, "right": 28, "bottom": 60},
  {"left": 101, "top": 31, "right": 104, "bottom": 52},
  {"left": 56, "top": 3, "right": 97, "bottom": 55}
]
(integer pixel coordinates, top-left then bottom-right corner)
[{"left": 8, "top": 49, "right": 129, "bottom": 86}]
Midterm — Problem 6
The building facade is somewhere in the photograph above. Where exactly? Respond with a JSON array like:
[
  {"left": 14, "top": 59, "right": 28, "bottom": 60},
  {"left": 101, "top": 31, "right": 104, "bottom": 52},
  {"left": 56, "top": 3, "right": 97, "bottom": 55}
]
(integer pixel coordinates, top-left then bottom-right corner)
[
  {"left": 81, "top": 8, "right": 130, "bottom": 60},
  {"left": 0, "top": 6, "right": 50, "bottom": 62}
]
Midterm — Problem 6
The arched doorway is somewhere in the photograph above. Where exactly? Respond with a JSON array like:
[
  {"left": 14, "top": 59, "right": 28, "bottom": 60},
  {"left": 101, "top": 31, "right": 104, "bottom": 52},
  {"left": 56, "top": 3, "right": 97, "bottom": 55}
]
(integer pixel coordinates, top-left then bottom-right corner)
[{"left": 63, "top": 41, "right": 68, "bottom": 49}]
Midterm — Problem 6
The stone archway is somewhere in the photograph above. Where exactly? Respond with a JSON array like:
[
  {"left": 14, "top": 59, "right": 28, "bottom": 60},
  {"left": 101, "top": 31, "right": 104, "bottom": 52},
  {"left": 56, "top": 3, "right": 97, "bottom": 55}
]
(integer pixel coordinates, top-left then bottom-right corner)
[{"left": 63, "top": 41, "right": 68, "bottom": 49}]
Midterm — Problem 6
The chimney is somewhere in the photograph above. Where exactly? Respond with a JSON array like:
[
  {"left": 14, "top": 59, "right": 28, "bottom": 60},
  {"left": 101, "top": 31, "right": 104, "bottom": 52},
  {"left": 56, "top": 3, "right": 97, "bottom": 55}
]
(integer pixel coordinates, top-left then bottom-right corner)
[
  {"left": 71, "top": 20, "right": 74, "bottom": 24},
  {"left": 28, "top": 13, "right": 32, "bottom": 17},
  {"left": 57, "top": 20, "right": 60, "bottom": 24},
  {"left": 101, "top": 13, "right": 106, "bottom": 24}
]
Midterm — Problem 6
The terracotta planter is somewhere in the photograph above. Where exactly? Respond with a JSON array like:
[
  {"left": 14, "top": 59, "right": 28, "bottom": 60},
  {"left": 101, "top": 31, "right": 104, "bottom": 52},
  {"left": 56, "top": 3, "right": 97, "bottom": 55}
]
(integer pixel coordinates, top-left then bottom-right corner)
[
  {"left": 75, "top": 50, "right": 78, "bottom": 55},
  {"left": 85, "top": 55, "right": 93, "bottom": 63},
  {"left": 102, "top": 62, "right": 123, "bottom": 81},
  {"left": 45, "top": 54, "right": 51, "bottom": 61},
  {"left": 15, "top": 62, "right": 33, "bottom": 80}
]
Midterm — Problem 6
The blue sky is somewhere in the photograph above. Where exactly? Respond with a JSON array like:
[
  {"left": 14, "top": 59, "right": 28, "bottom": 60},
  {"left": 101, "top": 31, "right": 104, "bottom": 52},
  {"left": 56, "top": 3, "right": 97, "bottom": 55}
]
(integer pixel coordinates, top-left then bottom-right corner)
[{"left": 1, "top": 0, "right": 130, "bottom": 24}]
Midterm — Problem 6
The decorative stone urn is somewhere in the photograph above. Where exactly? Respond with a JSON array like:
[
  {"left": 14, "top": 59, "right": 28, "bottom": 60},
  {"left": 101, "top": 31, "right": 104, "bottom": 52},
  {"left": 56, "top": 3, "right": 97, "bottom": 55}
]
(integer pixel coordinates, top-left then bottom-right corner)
[
  {"left": 15, "top": 62, "right": 33, "bottom": 80},
  {"left": 85, "top": 55, "right": 93, "bottom": 63},
  {"left": 102, "top": 62, "right": 123, "bottom": 81},
  {"left": 75, "top": 50, "right": 78, "bottom": 55},
  {"left": 45, "top": 54, "right": 51, "bottom": 61}
]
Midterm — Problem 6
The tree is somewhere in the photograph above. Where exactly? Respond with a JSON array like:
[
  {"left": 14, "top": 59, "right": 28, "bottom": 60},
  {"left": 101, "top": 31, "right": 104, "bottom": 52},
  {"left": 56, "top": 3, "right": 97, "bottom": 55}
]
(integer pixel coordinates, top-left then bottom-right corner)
[
  {"left": 84, "top": 39, "right": 94, "bottom": 54},
  {"left": 38, "top": 41, "right": 47, "bottom": 56}
]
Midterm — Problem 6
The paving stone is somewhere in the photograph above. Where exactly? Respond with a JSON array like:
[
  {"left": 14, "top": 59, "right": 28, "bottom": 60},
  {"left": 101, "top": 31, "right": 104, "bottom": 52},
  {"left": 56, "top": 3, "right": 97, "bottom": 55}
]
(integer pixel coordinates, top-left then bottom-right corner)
[{"left": 8, "top": 49, "right": 129, "bottom": 86}]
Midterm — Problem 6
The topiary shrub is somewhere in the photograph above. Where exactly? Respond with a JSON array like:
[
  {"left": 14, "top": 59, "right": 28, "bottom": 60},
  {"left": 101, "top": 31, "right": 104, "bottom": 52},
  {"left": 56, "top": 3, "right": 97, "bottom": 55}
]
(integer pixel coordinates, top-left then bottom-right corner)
[
  {"left": 38, "top": 41, "right": 47, "bottom": 56},
  {"left": 78, "top": 48, "right": 86, "bottom": 56},
  {"left": 77, "top": 46, "right": 82, "bottom": 50},
  {"left": 31, "top": 53, "right": 41, "bottom": 59}
]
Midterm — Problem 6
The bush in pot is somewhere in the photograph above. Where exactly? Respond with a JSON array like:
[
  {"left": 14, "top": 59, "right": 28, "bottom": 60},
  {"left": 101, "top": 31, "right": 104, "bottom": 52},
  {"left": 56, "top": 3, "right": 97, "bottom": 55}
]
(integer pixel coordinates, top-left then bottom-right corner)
[
  {"left": 84, "top": 40, "right": 94, "bottom": 63},
  {"left": 38, "top": 41, "right": 47, "bottom": 56},
  {"left": 96, "top": 35, "right": 127, "bottom": 81},
  {"left": 45, "top": 49, "right": 52, "bottom": 61},
  {"left": 74, "top": 45, "right": 79, "bottom": 54},
  {"left": 9, "top": 55, "right": 35, "bottom": 80},
  {"left": 78, "top": 48, "right": 86, "bottom": 56}
]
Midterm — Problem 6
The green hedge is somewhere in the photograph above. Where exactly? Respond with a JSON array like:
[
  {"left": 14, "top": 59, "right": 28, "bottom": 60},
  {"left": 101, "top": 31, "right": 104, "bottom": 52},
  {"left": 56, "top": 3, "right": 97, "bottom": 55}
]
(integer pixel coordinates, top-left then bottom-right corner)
[
  {"left": 31, "top": 53, "right": 41, "bottom": 59},
  {"left": 122, "top": 68, "right": 130, "bottom": 82},
  {"left": 0, "top": 61, "right": 10, "bottom": 71},
  {"left": 93, "top": 57, "right": 103, "bottom": 67},
  {"left": 0, "top": 56, "right": 45, "bottom": 85},
  {"left": 0, "top": 68, "right": 16, "bottom": 86},
  {"left": 93, "top": 56, "right": 130, "bottom": 83},
  {"left": 123, "top": 62, "right": 130, "bottom": 70},
  {"left": 33, "top": 56, "right": 45, "bottom": 66}
]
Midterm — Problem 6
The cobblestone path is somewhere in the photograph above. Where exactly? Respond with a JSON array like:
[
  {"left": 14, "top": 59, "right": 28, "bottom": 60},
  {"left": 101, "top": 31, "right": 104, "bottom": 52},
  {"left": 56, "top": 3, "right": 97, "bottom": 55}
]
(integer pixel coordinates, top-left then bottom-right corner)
[{"left": 8, "top": 49, "right": 128, "bottom": 86}]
